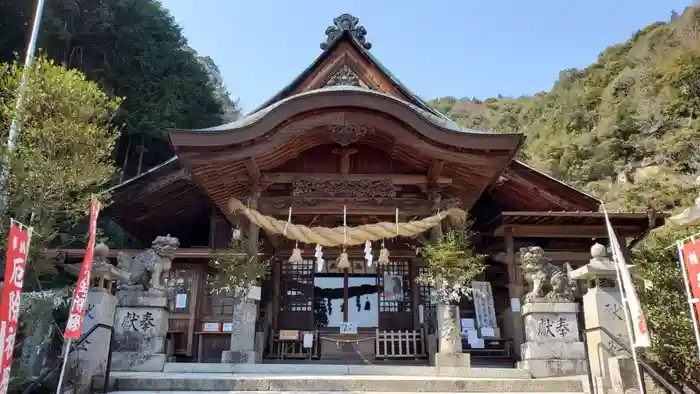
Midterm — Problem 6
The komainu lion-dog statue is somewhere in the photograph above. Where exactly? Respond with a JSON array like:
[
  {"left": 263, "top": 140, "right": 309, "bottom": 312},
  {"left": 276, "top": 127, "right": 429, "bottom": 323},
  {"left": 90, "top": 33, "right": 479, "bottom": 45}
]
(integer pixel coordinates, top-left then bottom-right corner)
[
  {"left": 116, "top": 235, "right": 180, "bottom": 292},
  {"left": 520, "top": 246, "right": 575, "bottom": 303}
]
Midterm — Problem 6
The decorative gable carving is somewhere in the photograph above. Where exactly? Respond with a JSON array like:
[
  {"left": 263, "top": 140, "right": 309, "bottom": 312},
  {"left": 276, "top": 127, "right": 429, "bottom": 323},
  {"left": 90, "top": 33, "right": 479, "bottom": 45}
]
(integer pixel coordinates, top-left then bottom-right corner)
[
  {"left": 321, "top": 14, "right": 372, "bottom": 50},
  {"left": 324, "top": 65, "right": 368, "bottom": 88}
]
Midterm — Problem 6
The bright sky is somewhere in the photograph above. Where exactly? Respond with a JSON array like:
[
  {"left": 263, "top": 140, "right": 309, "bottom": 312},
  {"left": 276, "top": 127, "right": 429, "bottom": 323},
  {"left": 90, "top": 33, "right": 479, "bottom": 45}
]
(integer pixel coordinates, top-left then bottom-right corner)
[{"left": 161, "top": 0, "right": 691, "bottom": 113}]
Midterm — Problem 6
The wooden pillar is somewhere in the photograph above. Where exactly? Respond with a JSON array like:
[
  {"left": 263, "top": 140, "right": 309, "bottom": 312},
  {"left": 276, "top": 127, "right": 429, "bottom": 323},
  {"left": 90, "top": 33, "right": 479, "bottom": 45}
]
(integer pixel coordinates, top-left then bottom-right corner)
[
  {"left": 410, "top": 259, "right": 421, "bottom": 330},
  {"left": 343, "top": 268, "right": 349, "bottom": 322},
  {"left": 271, "top": 257, "right": 281, "bottom": 330},
  {"left": 427, "top": 187, "right": 443, "bottom": 243},
  {"left": 505, "top": 228, "right": 523, "bottom": 301},
  {"left": 246, "top": 184, "right": 263, "bottom": 259},
  {"left": 504, "top": 227, "right": 525, "bottom": 358}
]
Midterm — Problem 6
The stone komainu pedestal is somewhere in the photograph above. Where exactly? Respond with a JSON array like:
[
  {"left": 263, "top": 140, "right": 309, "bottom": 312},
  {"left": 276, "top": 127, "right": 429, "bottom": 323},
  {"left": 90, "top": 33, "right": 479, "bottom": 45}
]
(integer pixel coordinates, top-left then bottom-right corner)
[
  {"left": 518, "top": 302, "right": 588, "bottom": 378},
  {"left": 111, "top": 290, "right": 169, "bottom": 372}
]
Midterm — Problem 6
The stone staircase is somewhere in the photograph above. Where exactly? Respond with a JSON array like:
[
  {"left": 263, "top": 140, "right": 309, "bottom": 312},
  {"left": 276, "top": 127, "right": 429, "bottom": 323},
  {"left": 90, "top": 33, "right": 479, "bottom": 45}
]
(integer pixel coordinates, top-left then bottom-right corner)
[{"left": 107, "top": 363, "right": 587, "bottom": 393}]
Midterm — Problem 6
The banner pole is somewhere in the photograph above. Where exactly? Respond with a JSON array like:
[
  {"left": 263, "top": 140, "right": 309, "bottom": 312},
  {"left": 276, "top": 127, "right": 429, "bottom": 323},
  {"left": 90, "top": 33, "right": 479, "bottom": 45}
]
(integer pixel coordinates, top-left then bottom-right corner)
[
  {"left": 603, "top": 208, "right": 647, "bottom": 393},
  {"left": 610, "top": 240, "right": 646, "bottom": 393},
  {"left": 675, "top": 240, "right": 700, "bottom": 359},
  {"left": 55, "top": 338, "right": 72, "bottom": 394}
]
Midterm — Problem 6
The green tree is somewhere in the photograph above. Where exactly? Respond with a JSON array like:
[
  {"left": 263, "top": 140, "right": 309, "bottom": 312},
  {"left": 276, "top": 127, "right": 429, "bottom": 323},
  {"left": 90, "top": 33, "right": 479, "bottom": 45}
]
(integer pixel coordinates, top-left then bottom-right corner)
[
  {"left": 0, "top": 57, "right": 121, "bottom": 278},
  {"left": 634, "top": 225, "right": 700, "bottom": 387},
  {"left": 0, "top": 0, "right": 237, "bottom": 173}
]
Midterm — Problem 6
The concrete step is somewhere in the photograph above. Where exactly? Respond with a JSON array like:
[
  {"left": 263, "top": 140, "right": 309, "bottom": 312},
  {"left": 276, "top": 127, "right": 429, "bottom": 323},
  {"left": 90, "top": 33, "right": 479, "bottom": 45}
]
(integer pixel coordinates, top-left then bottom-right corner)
[
  {"left": 161, "top": 362, "right": 532, "bottom": 379},
  {"left": 109, "top": 372, "right": 585, "bottom": 393},
  {"left": 111, "top": 392, "right": 582, "bottom": 394}
]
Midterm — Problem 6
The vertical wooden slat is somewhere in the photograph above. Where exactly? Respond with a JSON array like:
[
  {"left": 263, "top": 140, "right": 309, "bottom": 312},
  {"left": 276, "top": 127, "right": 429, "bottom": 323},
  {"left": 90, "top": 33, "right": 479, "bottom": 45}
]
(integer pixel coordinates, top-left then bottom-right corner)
[{"left": 413, "top": 330, "right": 418, "bottom": 358}]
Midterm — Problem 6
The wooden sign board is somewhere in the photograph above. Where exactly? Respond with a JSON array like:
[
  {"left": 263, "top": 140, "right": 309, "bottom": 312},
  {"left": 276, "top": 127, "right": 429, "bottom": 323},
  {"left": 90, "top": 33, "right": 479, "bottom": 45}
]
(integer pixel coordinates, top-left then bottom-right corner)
[{"left": 279, "top": 330, "right": 299, "bottom": 340}]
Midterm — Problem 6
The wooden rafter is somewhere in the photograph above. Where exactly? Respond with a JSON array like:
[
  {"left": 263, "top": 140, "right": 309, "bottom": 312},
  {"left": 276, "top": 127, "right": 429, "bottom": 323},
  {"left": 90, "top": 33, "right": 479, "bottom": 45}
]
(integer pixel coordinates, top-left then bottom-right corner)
[
  {"left": 244, "top": 157, "right": 261, "bottom": 182},
  {"left": 427, "top": 160, "right": 444, "bottom": 184}
]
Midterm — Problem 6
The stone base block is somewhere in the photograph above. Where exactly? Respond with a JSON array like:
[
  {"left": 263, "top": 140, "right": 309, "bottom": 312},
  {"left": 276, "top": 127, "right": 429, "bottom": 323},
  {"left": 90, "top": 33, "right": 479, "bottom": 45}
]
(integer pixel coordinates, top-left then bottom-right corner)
[
  {"left": 221, "top": 350, "right": 257, "bottom": 364},
  {"left": 609, "top": 355, "right": 640, "bottom": 393},
  {"left": 518, "top": 358, "right": 588, "bottom": 378},
  {"left": 521, "top": 341, "right": 585, "bottom": 359},
  {"left": 111, "top": 352, "right": 166, "bottom": 372},
  {"left": 116, "top": 290, "right": 168, "bottom": 308},
  {"left": 435, "top": 352, "right": 471, "bottom": 368}
]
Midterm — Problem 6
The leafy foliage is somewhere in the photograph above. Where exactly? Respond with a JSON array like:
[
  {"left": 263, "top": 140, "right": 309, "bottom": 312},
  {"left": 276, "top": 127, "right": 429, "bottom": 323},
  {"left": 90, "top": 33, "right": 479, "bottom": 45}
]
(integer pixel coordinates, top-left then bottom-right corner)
[
  {"left": 208, "top": 236, "right": 268, "bottom": 299},
  {"left": 0, "top": 0, "right": 239, "bottom": 172},
  {"left": 634, "top": 225, "right": 700, "bottom": 387},
  {"left": 0, "top": 57, "right": 120, "bottom": 277},
  {"left": 415, "top": 218, "right": 486, "bottom": 305}
]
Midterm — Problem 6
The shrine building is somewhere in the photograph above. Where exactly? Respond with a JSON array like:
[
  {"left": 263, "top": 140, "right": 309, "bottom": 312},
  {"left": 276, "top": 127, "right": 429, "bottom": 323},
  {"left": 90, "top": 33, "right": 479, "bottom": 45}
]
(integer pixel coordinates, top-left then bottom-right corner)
[{"left": 52, "top": 14, "right": 664, "bottom": 365}]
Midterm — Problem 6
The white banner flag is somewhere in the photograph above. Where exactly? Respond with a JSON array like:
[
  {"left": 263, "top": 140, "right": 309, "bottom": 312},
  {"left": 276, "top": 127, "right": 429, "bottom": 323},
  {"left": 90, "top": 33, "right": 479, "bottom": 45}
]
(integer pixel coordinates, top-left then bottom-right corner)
[{"left": 603, "top": 209, "right": 651, "bottom": 348}]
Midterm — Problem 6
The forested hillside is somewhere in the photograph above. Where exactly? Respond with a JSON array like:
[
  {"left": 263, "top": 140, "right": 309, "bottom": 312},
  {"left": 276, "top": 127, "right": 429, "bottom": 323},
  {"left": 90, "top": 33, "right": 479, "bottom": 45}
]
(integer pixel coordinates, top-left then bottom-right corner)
[
  {"left": 432, "top": 8, "right": 700, "bottom": 384},
  {"left": 431, "top": 6, "right": 700, "bottom": 213},
  {"left": 0, "top": 0, "right": 240, "bottom": 177}
]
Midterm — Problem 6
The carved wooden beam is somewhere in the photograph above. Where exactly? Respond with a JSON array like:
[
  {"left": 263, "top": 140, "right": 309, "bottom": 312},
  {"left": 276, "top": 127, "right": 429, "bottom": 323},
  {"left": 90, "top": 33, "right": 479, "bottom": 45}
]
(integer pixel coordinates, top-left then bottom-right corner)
[
  {"left": 427, "top": 160, "right": 444, "bottom": 184},
  {"left": 493, "top": 224, "right": 645, "bottom": 238},
  {"left": 244, "top": 158, "right": 261, "bottom": 182},
  {"left": 234, "top": 173, "right": 451, "bottom": 185}
]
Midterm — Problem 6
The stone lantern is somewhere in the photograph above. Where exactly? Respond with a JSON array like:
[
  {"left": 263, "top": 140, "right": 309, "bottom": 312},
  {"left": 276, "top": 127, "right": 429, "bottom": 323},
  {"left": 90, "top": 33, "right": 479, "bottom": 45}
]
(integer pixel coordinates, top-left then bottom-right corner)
[
  {"left": 66, "top": 243, "right": 129, "bottom": 394},
  {"left": 569, "top": 243, "right": 629, "bottom": 393}
]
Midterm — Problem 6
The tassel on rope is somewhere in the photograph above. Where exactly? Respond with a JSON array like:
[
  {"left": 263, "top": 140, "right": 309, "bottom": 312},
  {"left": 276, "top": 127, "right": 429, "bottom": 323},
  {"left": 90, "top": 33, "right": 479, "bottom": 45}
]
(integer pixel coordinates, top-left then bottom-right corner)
[
  {"left": 289, "top": 242, "right": 303, "bottom": 264},
  {"left": 285, "top": 207, "right": 303, "bottom": 264},
  {"left": 337, "top": 205, "right": 350, "bottom": 269},
  {"left": 378, "top": 239, "right": 390, "bottom": 265},
  {"left": 364, "top": 240, "right": 373, "bottom": 267},
  {"left": 337, "top": 249, "right": 350, "bottom": 269}
]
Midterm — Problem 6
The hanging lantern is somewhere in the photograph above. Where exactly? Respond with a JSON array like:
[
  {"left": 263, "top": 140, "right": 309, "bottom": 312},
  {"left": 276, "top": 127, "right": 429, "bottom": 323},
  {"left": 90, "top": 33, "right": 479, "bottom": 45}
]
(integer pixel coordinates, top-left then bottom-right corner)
[
  {"left": 231, "top": 227, "right": 241, "bottom": 240},
  {"left": 364, "top": 297, "right": 371, "bottom": 311},
  {"left": 337, "top": 250, "right": 351, "bottom": 269}
]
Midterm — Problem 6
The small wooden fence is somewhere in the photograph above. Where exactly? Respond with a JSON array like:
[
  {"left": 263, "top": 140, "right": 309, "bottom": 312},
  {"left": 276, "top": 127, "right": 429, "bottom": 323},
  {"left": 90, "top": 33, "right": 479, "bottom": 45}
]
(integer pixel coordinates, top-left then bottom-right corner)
[
  {"left": 375, "top": 329, "right": 427, "bottom": 359},
  {"left": 266, "top": 329, "right": 427, "bottom": 360}
]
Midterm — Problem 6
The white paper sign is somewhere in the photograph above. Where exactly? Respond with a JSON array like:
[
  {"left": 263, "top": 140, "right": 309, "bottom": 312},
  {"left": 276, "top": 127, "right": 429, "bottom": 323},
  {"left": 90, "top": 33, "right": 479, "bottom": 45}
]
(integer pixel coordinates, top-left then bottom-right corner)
[
  {"left": 303, "top": 332, "right": 314, "bottom": 348},
  {"left": 222, "top": 322, "right": 233, "bottom": 332},
  {"left": 418, "top": 304, "right": 424, "bottom": 324},
  {"left": 466, "top": 329, "right": 480, "bottom": 344},
  {"left": 461, "top": 318, "right": 475, "bottom": 331},
  {"left": 247, "top": 285, "right": 262, "bottom": 301},
  {"left": 480, "top": 327, "right": 496, "bottom": 338},
  {"left": 510, "top": 297, "right": 521, "bottom": 312},
  {"left": 340, "top": 322, "right": 358, "bottom": 334},
  {"left": 175, "top": 293, "right": 188, "bottom": 308}
]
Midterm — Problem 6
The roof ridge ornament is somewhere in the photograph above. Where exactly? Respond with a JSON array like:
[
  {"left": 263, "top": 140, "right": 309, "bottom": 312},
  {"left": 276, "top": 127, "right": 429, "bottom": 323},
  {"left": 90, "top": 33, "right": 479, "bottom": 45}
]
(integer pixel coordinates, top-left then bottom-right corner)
[{"left": 321, "top": 13, "right": 372, "bottom": 50}]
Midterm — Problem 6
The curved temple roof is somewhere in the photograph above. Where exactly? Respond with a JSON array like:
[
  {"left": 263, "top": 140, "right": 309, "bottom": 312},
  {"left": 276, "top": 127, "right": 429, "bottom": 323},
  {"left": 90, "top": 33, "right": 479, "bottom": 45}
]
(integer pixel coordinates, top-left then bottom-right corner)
[
  {"left": 169, "top": 86, "right": 524, "bottom": 154},
  {"left": 200, "top": 86, "right": 483, "bottom": 135}
]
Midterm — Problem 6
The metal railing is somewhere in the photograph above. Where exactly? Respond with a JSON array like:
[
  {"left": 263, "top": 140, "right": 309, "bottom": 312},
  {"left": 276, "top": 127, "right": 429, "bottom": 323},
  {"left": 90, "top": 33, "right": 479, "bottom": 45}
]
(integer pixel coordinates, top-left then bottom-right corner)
[
  {"left": 582, "top": 326, "right": 684, "bottom": 394},
  {"left": 22, "top": 323, "right": 115, "bottom": 394}
]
